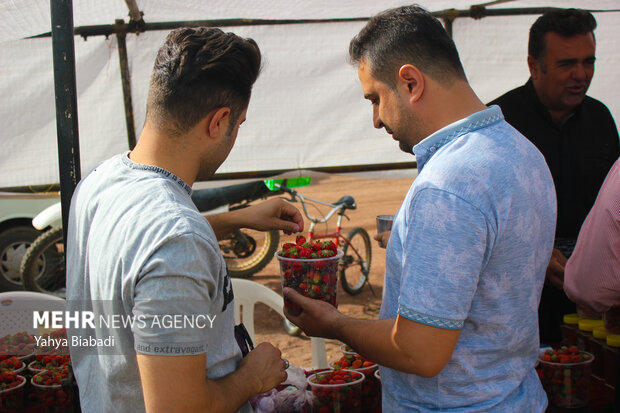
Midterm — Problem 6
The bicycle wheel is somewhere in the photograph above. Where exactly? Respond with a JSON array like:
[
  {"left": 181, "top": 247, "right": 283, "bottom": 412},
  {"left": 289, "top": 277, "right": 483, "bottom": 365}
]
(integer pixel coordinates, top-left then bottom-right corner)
[
  {"left": 21, "top": 226, "right": 65, "bottom": 297},
  {"left": 220, "top": 229, "right": 279, "bottom": 278},
  {"left": 339, "top": 227, "right": 372, "bottom": 295}
]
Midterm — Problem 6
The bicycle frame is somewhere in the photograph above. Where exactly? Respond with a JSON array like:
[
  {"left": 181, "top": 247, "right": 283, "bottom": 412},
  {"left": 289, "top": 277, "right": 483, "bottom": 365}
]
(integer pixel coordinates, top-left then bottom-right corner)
[{"left": 276, "top": 184, "right": 366, "bottom": 273}]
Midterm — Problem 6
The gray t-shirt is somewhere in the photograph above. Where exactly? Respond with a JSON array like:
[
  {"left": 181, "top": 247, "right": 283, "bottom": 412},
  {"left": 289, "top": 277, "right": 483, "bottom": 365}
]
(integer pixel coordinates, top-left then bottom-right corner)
[{"left": 66, "top": 152, "right": 249, "bottom": 412}]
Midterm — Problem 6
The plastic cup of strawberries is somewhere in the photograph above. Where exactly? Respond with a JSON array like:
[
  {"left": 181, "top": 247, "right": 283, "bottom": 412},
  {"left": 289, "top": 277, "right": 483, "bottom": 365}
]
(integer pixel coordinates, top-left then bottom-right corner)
[
  {"left": 537, "top": 346, "right": 594, "bottom": 408},
  {"left": 0, "top": 331, "right": 35, "bottom": 361},
  {"left": 0, "top": 371, "right": 26, "bottom": 413},
  {"left": 275, "top": 235, "right": 343, "bottom": 316},
  {"left": 31, "top": 365, "right": 73, "bottom": 413},
  {"left": 307, "top": 369, "right": 364, "bottom": 413},
  {"left": 330, "top": 354, "right": 381, "bottom": 413}
]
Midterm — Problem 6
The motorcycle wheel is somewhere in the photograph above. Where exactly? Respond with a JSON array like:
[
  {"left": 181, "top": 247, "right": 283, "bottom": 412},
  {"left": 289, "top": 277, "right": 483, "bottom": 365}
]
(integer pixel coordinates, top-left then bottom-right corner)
[
  {"left": 0, "top": 225, "right": 59, "bottom": 292},
  {"left": 21, "top": 225, "right": 65, "bottom": 297},
  {"left": 220, "top": 229, "right": 279, "bottom": 278},
  {"left": 339, "top": 227, "right": 372, "bottom": 295}
]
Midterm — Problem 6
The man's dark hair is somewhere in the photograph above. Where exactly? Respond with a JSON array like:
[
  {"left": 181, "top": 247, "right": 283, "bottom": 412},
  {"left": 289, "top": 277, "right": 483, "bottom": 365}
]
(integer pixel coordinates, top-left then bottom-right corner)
[
  {"left": 147, "top": 27, "right": 261, "bottom": 135},
  {"left": 349, "top": 5, "right": 466, "bottom": 87},
  {"left": 528, "top": 9, "right": 597, "bottom": 62}
]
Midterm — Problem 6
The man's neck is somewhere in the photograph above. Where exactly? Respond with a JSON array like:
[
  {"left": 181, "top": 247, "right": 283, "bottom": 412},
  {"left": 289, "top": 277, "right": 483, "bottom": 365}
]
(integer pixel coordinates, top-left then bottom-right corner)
[
  {"left": 425, "top": 80, "right": 488, "bottom": 135},
  {"left": 130, "top": 124, "right": 198, "bottom": 187}
]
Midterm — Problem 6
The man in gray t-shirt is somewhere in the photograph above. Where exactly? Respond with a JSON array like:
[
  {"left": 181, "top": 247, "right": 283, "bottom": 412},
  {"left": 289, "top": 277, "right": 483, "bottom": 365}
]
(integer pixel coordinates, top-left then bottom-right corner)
[{"left": 67, "top": 28, "right": 303, "bottom": 412}]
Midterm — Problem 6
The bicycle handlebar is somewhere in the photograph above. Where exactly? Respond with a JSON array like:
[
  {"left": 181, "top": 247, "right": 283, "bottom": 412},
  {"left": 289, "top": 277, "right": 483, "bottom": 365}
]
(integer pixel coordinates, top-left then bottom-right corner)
[{"left": 274, "top": 183, "right": 345, "bottom": 224}]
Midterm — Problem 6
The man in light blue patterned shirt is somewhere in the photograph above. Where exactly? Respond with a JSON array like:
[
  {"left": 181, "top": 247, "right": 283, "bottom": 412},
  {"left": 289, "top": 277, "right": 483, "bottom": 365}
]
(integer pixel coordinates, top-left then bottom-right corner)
[{"left": 285, "top": 5, "right": 556, "bottom": 412}]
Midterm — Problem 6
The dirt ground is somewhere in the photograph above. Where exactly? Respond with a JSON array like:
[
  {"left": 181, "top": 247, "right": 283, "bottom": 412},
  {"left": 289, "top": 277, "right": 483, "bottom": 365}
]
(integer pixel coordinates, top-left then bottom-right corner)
[{"left": 247, "top": 174, "right": 414, "bottom": 368}]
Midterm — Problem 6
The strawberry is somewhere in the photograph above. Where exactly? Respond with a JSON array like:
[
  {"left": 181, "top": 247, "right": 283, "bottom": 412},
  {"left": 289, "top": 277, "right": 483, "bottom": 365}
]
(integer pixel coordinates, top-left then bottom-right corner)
[
  {"left": 321, "top": 240, "right": 337, "bottom": 253},
  {"left": 320, "top": 249, "right": 335, "bottom": 258},
  {"left": 296, "top": 234, "right": 306, "bottom": 246},
  {"left": 282, "top": 242, "right": 297, "bottom": 250},
  {"left": 299, "top": 247, "right": 313, "bottom": 259},
  {"left": 312, "top": 241, "right": 323, "bottom": 251}
]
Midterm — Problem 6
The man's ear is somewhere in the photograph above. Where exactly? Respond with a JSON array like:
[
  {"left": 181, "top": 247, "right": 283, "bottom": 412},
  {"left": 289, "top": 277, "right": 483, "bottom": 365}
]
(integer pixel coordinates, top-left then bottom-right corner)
[
  {"left": 398, "top": 64, "right": 424, "bottom": 103},
  {"left": 207, "top": 107, "right": 231, "bottom": 139},
  {"left": 527, "top": 55, "right": 541, "bottom": 79}
]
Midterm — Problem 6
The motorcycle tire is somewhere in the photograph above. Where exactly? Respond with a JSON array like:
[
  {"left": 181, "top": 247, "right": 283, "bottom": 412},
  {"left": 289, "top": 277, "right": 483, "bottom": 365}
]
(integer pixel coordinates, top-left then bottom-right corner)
[
  {"left": 0, "top": 225, "right": 57, "bottom": 292},
  {"left": 21, "top": 225, "right": 65, "bottom": 297},
  {"left": 221, "top": 229, "right": 279, "bottom": 278},
  {"left": 339, "top": 227, "right": 372, "bottom": 295}
]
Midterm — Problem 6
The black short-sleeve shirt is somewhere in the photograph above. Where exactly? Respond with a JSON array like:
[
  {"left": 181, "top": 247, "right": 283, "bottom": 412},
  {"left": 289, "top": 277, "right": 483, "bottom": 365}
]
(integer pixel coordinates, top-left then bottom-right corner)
[{"left": 489, "top": 79, "right": 619, "bottom": 240}]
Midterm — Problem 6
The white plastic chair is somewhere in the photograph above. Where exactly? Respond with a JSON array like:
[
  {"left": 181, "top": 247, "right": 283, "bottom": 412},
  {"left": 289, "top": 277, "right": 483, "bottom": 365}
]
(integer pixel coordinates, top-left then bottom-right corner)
[
  {"left": 0, "top": 291, "right": 66, "bottom": 338},
  {"left": 231, "top": 278, "right": 328, "bottom": 368}
]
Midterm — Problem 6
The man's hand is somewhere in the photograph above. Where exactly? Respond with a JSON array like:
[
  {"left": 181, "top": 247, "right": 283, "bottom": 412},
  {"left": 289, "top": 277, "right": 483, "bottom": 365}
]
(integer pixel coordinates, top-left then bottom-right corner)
[
  {"left": 241, "top": 198, "right": 304, "bottom": 235},
  {"left": 207, "top": 198, "right": 304, "bottom": 240},
  {"left": 546, "top": 248, "right": 567, "bottom": 290},
  {"left": 373, "top": 231, "right": 391, "bottom": 248},
  {"left": 239, "top": 342, "right": 288, "bottom": 394},
  {"left": 283, "top": 287, "right": 347, "bottom": 339}
]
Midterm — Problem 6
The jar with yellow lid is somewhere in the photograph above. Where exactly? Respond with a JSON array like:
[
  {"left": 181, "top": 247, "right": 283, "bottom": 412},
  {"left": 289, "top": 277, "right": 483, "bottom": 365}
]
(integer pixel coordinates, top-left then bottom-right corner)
[
  {"left": 589, "top": 327, "right": 609, "bottom": 380},
  {"left": 576, "top": 319, "right": 604, "bottom": 352},
  {"left": 560, "top": 313, "right": 581, "bottom": 347},
  {"left": 603, "top": 334, "right": 620, "bottom": 389},
  {"left": 603, "top": 305, "right": 620, "bottom": 335}
]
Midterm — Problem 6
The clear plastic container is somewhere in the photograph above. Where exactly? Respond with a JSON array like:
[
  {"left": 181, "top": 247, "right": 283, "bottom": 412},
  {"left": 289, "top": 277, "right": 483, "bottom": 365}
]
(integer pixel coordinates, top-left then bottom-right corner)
[
  {"left": 603, "top": 305, "right": 620, "bottom": 335},
  {"left": 576, "top": 319, "right": 604, "bottom": 351},
  {"left": 329, "top": 359, "right": 380, "bottom": 413},
  {"left": 276, "top": 250, "right": 342, "bottom": 316},
  {"left": 31, "top": 371, "right": 73, "bottom": 413},
  {"left": 307, "top": 369, "right": 364, "bottom": 413},
  {"left": 577, "top": 304, "right": 602, "bottom": 320},
  {"left": 561, "top": 313, "right": 581, "bottom": 347},
  {"left": 589, "top": 327, "right": 609, "bottom": 380},
  {"left": 0, "top": 374, "right": 26, "bottom": 413},
  {"left": 538, "top": 351, "right": 594, "bottom": 408},
  {"left": 339, "top": 343, "right": 358, "bottom": 361}
]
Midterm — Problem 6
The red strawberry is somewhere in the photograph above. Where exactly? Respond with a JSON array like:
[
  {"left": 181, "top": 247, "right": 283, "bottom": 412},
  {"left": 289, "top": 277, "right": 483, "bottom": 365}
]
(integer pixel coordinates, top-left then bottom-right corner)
[
  {"left": 321, "top": 240, "right": 337, "bottom": 252},
  {"left": 296, "top": 234, "right": 306, "bottom": 246},
  {"left": 320, "top": 249, "right": 335, "bottom": 258},
  {"left": 312, "top": 242, "right": 323, "bottom": 251},
  {"left": 282, "top": 243, "right": 297, "bottom": 250},
  {"left": 299, "top": 247, "right": 313, "bottom": 258},
  {"left": 288, "top": 247, "right": 299, "bottom": 256}
]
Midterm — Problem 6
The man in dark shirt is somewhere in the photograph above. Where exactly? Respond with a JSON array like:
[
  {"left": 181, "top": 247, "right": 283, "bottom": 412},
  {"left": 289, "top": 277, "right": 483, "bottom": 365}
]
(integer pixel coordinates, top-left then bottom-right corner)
[{"left": 490, "top": 8, "right": 619, "bottom": 343}]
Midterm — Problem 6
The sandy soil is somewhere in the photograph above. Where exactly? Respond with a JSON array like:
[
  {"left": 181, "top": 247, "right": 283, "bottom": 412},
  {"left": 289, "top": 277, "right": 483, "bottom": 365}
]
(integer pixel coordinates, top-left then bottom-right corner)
[{"left": 246, "top": 174, "right": 414, "bottom": 368}]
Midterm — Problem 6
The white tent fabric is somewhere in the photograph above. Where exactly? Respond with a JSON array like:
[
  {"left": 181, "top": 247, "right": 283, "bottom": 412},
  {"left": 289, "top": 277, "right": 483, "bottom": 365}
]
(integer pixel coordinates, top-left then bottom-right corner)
[{"left": 0, "top": 1, "right": 618, "bottom": 188}]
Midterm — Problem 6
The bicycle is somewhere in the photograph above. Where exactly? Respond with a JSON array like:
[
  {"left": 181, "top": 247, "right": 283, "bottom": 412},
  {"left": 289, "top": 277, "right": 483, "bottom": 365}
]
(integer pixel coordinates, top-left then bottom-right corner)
[{"left": 275, "top": 184, "right": 372, "bottom": 295}]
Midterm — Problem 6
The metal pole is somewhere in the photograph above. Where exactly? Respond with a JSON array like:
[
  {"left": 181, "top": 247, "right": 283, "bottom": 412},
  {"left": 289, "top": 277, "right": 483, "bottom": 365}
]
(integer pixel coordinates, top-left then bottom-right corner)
[
  {"left": 115, "top": 20, "right": 137, "bottom": 149},
  {"left": 50, "top": 0, "right": 80, "bottom": 246}
]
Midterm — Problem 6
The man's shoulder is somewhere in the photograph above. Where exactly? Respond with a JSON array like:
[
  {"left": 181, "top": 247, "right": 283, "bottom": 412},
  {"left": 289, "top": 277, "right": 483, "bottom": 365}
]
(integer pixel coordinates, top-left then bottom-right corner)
[
  {"left": 488, "top": 83, "right": 528, "bottom": 108},
  {"left": 582, "top": 95, "right": 615, "bottom": 117}
]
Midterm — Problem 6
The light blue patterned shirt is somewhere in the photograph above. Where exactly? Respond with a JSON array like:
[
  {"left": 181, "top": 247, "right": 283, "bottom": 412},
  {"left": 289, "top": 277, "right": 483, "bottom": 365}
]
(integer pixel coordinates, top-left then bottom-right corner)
[{"left": 379, "top": 106, "right": 555, "bottom": 412}]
